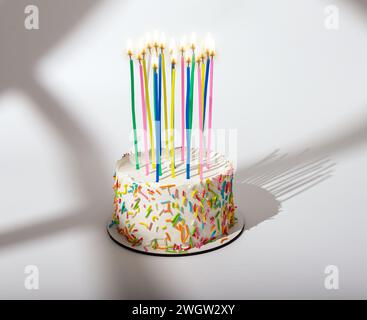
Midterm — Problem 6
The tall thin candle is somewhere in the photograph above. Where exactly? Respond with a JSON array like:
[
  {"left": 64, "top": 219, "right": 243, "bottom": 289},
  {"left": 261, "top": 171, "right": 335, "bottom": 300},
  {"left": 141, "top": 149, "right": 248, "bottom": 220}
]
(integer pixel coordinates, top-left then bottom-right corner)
[
  {"left": 142, "top": 55, "right": 155, "bottom": 169},
  {"left": 207, "top": 48, "right": 215, "bottom": 169},
  {"left": 138, "top": 57, "right": 149, "bottom": 175},
  {"left": 127, "top": 42, "right": 140, "bottom": 170},
  {"left": 180, "top": 48, "right": 185, "bottom": 162},
  {"left": 201, "top": 56, "right": 205, "bottom": 114},
  {"left": 185, "top": 55, "right": 191, "bottom": 180},
  {"left": 197, "top": 59, "right": 204, "bottom": 180},
  {"left": 160, "top": 36, "right": 169, "bottom": 160},
  {"left": 203, "top": 55, "right": 210, "bottom": 127},
  {"left": 201, "top": 55, "right": 206, "bottom": 167},
  {"left": 153, "top": 33, "right": 162, "bottom": 175},
  {"left": 187, "top": 35, "right": 196, "bottom": 179},
  {"left": 153, "top": 61, "right": 160, "bottom": 182},
  {"left": 158, "top": 53, "right": 162, "bottom": 176},
  {"left": 170, "top": 57, "right": 176, "bottom": 177},
  {"left": 188, "top": 49, "right": 195, "bottom": 131}
]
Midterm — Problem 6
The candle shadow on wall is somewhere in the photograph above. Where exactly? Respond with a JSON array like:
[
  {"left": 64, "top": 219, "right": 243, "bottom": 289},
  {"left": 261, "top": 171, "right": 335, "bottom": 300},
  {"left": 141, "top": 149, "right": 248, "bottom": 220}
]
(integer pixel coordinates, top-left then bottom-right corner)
[
  {"left": 235, "top": 106, "right": 367, "bottom": 231},
  {"left": 235, "top": 150, "right": 335, "bottom": 231}
]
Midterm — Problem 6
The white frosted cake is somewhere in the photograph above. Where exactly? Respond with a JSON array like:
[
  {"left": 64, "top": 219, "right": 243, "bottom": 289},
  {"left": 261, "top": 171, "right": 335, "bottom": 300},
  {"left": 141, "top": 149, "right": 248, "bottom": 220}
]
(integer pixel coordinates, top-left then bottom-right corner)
[{"left": 111, "top": 148, "right": 237, "bottom": 254}]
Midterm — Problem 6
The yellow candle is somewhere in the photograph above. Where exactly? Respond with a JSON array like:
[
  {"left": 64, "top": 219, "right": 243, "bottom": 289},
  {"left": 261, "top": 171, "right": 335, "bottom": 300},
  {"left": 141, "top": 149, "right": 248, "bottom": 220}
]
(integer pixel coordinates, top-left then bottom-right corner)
[
  {"left": 170, "top": 61, "right": 176, "bottom": 177},
  {"left": 169, "top": 40, "right": 177, "bottom": 178},
  {"left": 142, "top": 56, "right": 155, "bottom": 169},
  {"left": 160, "top": 33, "right": 169, "bottom": 159},
  {"left": 201, "top": 54, "right": 205, "bottom": 125}
]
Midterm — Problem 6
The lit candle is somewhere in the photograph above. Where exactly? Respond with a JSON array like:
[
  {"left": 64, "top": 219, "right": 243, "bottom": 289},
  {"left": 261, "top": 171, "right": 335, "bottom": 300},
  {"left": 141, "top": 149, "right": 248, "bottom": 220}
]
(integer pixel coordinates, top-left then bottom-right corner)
[
  {"left": 152, "top": 32, "right": 162, "bottom": 176},
  {"left": 169, "top": 39, "right": 177, "bottom": 177},
  {"left": 142, "top": 39, "right": 155, "bottom": 169},
  {"left": 145, "top": 32, "right": 153, "bottom": 82},
  {"left": 153, "top": 30, "right": 160, "bottom": 51},
  {"left": 186, "top": 33, "right": 196, "bottom": 179},
  {"left": 179, "top": 36, "right": 186, "bottom": 162},
  {"left": 126, "top": 39, "right": 140, "bottom": 170},
  {"left": 203, "top": 34, "right": 212, "bottom": 129},
  {"left": 185, "top": 51, "right": 191, "bottom": 179},
  {"left": 137, "top": 48, "right": 149, "bottom": 175},
  {"left": 200, "top": 50, "right": 206, "bottom": 167},
  {"left": 158, "top": 49, "right": 163, "bottom": 176},
  {"left": 160, "top": 33, "right": 169, "bottom": 161},
  {"left": 152, "top": 55, "right": 161, "bottom": 182},
  {"left": 197, "top": 53, "right": 204, "bottom": 180},
  {"left": 201, "top": 51, "right": 205, "bottom": 124},
  {"left": 207, "top": 38, "right": 215, "bottom": 169}
]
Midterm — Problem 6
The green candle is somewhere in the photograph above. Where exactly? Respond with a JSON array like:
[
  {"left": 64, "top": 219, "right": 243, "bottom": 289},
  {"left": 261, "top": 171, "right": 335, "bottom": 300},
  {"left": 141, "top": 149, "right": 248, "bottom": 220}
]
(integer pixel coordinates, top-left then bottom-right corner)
[{"left": 128, "top": 49, "right": 140, "bottom": 170}]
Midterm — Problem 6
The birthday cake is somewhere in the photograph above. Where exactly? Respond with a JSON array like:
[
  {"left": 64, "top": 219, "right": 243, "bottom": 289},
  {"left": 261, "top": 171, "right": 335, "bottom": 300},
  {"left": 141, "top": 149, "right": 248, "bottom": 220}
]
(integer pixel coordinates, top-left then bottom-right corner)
[
  {"left": 108, "top": 31, "right": 243, "bottom": 254},
  {"left": 112, "top": 148, "right": 237, "bottom": 253}
]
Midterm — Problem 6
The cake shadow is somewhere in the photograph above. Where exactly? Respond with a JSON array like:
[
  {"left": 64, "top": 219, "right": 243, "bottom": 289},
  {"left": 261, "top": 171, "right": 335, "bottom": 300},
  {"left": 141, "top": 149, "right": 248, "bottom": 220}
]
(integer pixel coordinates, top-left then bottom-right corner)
[{"left": 235, "top": 150, "right": 335, "bottom": 231}]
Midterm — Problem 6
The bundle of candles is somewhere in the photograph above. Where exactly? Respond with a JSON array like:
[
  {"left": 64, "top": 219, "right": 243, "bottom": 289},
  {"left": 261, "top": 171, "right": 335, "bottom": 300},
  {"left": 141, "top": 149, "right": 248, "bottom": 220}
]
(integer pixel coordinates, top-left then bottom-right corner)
[{"left": 125, "top": 31, "right": 216, "bottom": 182}]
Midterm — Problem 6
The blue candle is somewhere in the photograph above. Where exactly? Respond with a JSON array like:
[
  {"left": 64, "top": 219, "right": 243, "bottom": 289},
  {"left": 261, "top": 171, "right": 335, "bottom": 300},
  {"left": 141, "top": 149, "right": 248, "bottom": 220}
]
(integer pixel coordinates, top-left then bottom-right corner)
[
  {"left": 158, "top": 53, "right": 163, "bottom": 175},
  {"left": 153, "top": 68, "right": 160, "bottom": 182},
  {"left": 186, "top": 51, "right": 195, "bottom": 180},
  {"left": 185, "top": 63, "right": 191, "bottom": 179},
  {"left": 203, "top": 56, "right": 210, "bottom": 128}
]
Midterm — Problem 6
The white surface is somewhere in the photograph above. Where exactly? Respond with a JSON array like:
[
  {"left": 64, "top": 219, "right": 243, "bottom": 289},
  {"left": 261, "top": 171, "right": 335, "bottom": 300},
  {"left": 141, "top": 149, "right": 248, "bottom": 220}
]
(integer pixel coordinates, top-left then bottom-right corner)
[{"left": 1, "top": 0, "right": 367, "bottom": 299}]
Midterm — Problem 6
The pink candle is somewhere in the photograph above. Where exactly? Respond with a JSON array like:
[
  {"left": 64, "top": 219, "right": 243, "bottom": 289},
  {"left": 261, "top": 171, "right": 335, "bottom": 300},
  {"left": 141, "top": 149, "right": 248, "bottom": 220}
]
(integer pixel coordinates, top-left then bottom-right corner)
[
  {"left": 207, "top": 56, "right": 214, "bottom": 169},
  {"left": 180, "top": 54, "right": 185, "bottom": 162},
  {"left": 138, "top": 61, "right": 149, "bottom": 175},
  {"left": 197, "top": 61, "right": 203, "bottom": 180}
]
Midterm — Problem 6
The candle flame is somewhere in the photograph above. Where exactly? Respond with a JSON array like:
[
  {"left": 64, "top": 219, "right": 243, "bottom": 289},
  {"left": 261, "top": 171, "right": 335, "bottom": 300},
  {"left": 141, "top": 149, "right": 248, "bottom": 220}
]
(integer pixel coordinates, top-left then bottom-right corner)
[
  {"left": 209, "top": 36, "right": 216, "bottom": 56},
  {"left": 152, "top": 53, "right": 159, "bottom": 69},
  {"left": 184, "top": 50, "right": 191, "bottom": 64},
  {"left": 159, "top": 32, "right": 166, "bottom": 49},
  {"left": 127, "top": 32, "right": 215, "bottom": 59},
  {"left": 190, "top": 32, "right": 196, "bottom": 51},
  {"left": 126, "top": 38, "right": 134, "bottom": 57},
  {"left": 196, "top": 44, "right": 204, "bottom": 63},
  {"left": 179, "top": 35, "right": 187, "bottom": 53},
  {"left": 145, "top": 32, "right": 153, "bottom": 49},
  {"left": 200, "top": 52, "right": 205, "bottom": 62},
  {"left": 170, "top": 47, "right": 177, "bottom": 65},
  {"left": 153, "top": 30, "right": 160, "bottom": 50},
  {"left": 138, "top": 38, "right": 146, "bottom": 56},
  {"left": 171, "top": 55, "right": 177, "bottom": 65},
  {"left": 169, "top": 38, "right": 176, "bottom": 55},
  {"left": 204, "top": 33, "right": 212, "bottom": 55}
]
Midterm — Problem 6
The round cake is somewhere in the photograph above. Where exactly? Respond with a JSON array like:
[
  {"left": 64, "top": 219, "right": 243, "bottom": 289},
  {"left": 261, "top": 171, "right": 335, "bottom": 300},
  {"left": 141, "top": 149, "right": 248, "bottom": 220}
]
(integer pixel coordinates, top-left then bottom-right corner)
[{"left": 111, "top": 148, "right": 237, "bottom": 254}]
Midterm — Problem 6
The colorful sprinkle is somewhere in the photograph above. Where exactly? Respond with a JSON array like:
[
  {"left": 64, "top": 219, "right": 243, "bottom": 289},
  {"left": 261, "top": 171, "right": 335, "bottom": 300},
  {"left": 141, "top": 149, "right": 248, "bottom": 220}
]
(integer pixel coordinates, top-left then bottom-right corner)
[
  {"left": 160, "top": 184, "right": 176, "bottom": 189},
  {"left": 165, "top": 232, "right": 171, "bottom": 242},
  {"left": 220, "top": 237, "right": 229, "bottom": 244},
  {"left": 145, "top": 205, "right": 152, "bottom": 218}
]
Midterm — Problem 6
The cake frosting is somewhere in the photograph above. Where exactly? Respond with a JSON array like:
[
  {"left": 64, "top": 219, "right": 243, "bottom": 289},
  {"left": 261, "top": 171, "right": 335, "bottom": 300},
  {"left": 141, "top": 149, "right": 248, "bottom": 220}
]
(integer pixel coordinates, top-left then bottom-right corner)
[{"left": 111, "top": 148, "right": 237, "bottom": 253}]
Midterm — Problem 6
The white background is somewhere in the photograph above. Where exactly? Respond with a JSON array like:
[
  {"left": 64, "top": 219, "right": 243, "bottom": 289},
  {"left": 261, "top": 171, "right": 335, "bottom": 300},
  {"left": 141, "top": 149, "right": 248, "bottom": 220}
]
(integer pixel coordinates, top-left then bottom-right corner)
[{"left": 0, "top": 0, "right": 367, "bottom": 299}]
